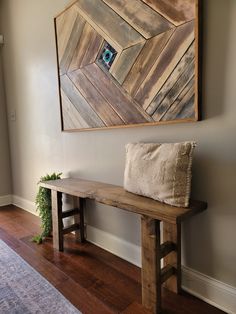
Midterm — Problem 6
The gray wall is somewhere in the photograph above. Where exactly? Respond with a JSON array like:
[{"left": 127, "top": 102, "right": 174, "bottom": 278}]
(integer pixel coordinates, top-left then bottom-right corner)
[
  {"left": 1, "top": 0, "right": 236, "bottom": 289},
  {"left": 0, "top": 16, "right": 11, "bottom": 196}
]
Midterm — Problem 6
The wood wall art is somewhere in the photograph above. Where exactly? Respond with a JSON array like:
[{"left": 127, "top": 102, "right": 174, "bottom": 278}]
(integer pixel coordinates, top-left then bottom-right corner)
[{"left": 55, "top": 0, "right": 201, "bottom": 131}]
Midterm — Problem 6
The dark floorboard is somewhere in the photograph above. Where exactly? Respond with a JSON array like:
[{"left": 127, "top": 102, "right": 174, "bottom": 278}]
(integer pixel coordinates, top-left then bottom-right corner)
[{"left": 0, "top": 205, "right": 226, "bottom": 314}]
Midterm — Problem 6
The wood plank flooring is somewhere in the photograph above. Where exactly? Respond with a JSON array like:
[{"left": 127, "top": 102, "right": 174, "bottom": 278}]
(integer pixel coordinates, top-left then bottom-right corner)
[{"left": 0, "top": 205, "right": 225, "bottom": 314}]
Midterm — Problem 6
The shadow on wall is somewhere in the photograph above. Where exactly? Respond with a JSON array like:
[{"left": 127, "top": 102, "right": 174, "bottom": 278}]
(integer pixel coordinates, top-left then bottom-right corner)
[{"left": 202, "top": 0, "right": 231, "bottom": 120}]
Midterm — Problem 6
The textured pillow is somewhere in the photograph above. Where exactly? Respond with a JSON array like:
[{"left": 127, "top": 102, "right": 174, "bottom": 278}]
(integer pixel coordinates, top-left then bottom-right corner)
[{"left": 124, "top": 142, "right": 196, "bottom": 207}]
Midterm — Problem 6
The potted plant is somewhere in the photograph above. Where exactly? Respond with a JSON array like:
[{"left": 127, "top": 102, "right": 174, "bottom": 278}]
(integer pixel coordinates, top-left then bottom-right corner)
[{"left": 32, "top": 172, "right": 62, "bottom": 244}]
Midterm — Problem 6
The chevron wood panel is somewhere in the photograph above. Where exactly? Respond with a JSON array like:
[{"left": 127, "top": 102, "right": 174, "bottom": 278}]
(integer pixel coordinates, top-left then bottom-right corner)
[
  {"left": 59, "top": 15, "right": 86, "bottom": 75},
  {"left": 102, "top": 0, "right": 174, "bottom": 39},
  {"left": 76, "top": 0, "right": 144, "bottom": 48},
  {"left": 82, "top": 63, "right": 152, "bottom": 124},
  {"left": 134, "top": 21, "right": 195, "bottom": 109},
  {"left": 146, "top": 43, "right": 195, "bottom": 116},
  {"left": 110, "top": 42, "right": 145, "bottom": 85},
  {"left": 55, "top": 0, "right": 201, "bottom": 131},
  {"left": 68, "top": 22, "right": 103, "bottom": 72},
  {"left": 61, "top": 89, "right": 90, "bottom": 129},
  {"left": 123, "top": 29, "right": 175, "bottom": 96},
  {"left": 68, "top": 69, "right": 125, "bottom": 126},
  {"left": 141, "top": 0, "right": 196, "bottom": 26},
  {"left": 56, "top": 5, "right": 78, "bottom": 64}
]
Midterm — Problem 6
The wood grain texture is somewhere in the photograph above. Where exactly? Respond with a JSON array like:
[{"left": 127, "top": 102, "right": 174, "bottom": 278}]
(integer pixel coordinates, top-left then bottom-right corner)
[
  {"left": 121, "top": 302, "right": 151, "bottom": 314},
  {"left": 141, "top": 217, "right": 161, "bottom": 314},
  {"left": 161, "top": 265, "right": 176, "bottom": 284},
  {"left": 160, "top": 241, "right": 176, "bottom": 259},
  {"left": 56, "top": 6, "right": 78, "bottom": 63},
  {"left": 68, "top": 22, "right": 101, "bottom": 72},
  {"left": 163, "top": 222, "right": 182, "bottom": 293},
  {"left": 76, "top": 0, "right": 144, "bottom": 49},
  {"left": 80, "top": 30, "right": 103, "bottom": 69},
  {"left": 70, "top": 197, "right": 82, "bottom": 243},
  {"left": 59, "top": 14, "right": 85, "bottom": 75},
  {"left": 52, "top": 191, "right": 63, "bottom": 251},
  {"left": 142, "top": 0, "right": 196, "bottom": 26},
  {"left": 60, "top": 74, "right": 105, "bottom": 128},
  {"left": 161, "top": 77, "right": 195, "bottom": 121},
  {"left": 135, "top": 21, "right": 195, "bottom": 109},
  {"left": 146, "top": 42, "right": 195, "bottom": 115},
  {"left": 102, "top": 0, "right": 174, "bottom": 39},
  {"left": 61, "top": 89, "right": 90, "bottom": 130},
  {"left": 110, "top": 42, "right": 145, "bottom": 85},
  {"left": 123, "top": 29, "right": 175, "bottom": 96},
  {"left": 40, "top": 178, "right": 207, "bottom": 225},
  {"left": 152, "top": 58, "right": 195, "bottom": 121},
  {"left": 68, "top": 69, "right": 125, "bottom": 126},
  {"left": 55, "top": 0, "right": 200, "bottom": 131},
  {"left": 78, "top": 198, "right": 86, "bottom": 243},
  {"left": 82, "top": 63, "right": 152, "bottom": 124}
]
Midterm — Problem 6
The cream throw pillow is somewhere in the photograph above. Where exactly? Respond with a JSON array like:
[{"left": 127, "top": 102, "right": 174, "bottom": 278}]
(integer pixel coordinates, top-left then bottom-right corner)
[{"left": 124, "top": 142, "right": 196, "bottom": 208}]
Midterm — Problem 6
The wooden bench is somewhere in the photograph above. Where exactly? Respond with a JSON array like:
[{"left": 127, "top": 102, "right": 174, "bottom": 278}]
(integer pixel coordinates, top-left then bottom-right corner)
[{"left": 40, "top": 178, "right": 207, "bottom": 314}]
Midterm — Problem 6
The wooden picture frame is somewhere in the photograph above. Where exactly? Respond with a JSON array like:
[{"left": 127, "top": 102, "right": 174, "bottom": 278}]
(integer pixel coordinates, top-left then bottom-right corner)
[{"left": 54, "top": 0, "right": 201, "bottom": 132}]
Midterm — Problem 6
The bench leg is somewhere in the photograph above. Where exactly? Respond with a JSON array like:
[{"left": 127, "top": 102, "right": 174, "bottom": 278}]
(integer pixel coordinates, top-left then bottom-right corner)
[
  {"left": 141, "top": 216, "right": 161, "bottom": 314},
  {"left": 52, "top": 190, "right": 63, "bottom": 251},
  {"left": 163, "top": 222, "right": 181, "bottom": 293},
  {"left": 78, "top": 198, "right": 85, "bottom": 243},
  {"left": 72, "top": 197, "right": 85, "bottom": 243}
]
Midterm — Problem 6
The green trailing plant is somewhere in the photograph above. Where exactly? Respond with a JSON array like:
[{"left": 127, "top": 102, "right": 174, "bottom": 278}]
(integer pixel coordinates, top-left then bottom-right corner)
[{"left": 32, "top": 172, "right": 62, "bottom": 244}]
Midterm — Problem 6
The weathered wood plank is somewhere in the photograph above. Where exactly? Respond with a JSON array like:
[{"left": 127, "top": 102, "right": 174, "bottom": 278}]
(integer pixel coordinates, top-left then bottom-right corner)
[
  {"left": 80, "top": 32, "right": 103, "bottom": 68},
  {"left": 161, "top": 77, "right": 195, "bottom": 121},
  {"left": 135, "top": 21, "right": 195, "bottom": 109},
  {"left": 59, "top": 15, "right": 85, "bottom": 75},
  {"left": 52, "top": 191, "right": 63, "bottom": 251},
  {"left": 110, "top": 42, "right": 145, "bottom": 85},
  {"left": 151, "top": 59, "right": 195, "bottom": 121},
  {"left": 160, "top": 241, "right": 176, "bottom": 259},
  {"left": 141, "top": 217, "right": 161, "bottom": 314},
  {"left": 60, "top": 74, "right": 105, "bottom": 128},
  {"left": 55, "top": 0, "right": 199, "bottom": 130},
  {"left": 141, "top": 0, "right": 196, "bottom": 26},
  {"left": 61, "top": 89, "right": 90, "bottom": 130},
  {"left": 62, "top": 223, "right": 80, "bottom": 235},
  {"left": 146, "top": 42, "right": 195, "bottom": 115},
  {"left": 55, "top": 6, "right": 78, "bottom": 64},
  {"left": 82, "top": 63, "right": 152, "bottom": 124},
  {"left": 72, "top": 197, "right": 81, "bottom": 242},
  {"left": 69, "top": 22, "right": 98, "bottom": 72},
  {"left": 163, "top": 222, "right": 182, "bottom": 293},
  {"left": 41, "top": 178, "right": 207, "bottom": 224},
  {"left": 76, "top": 0, "right": 145, "bottom": 49},
  {"left": 61, "top": 207, "right": 80, "bottom": 219},
  {"left": 68, "top": 69, "right": 125, "bottom": 126},
  {"left": 78, "top": 198, "right": 86, "bottom": 243},
  {"left": 161, "top": 265, "right": 176, "bottom": 284},
  {"left": 123, "top": 29, "right": 175, "bottom": 96},
  {"left": 102, "top": 0, "right": 174, "bottom": 39}
]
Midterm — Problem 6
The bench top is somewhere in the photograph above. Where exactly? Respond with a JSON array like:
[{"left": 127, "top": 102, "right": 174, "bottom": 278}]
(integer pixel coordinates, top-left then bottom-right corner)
[{"left": 40, "top": 178, "right": 207, "bottom": 224}]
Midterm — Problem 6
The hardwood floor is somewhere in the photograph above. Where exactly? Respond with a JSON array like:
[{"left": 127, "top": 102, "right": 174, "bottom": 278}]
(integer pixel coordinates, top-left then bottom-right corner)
[{"left": 0, "top": 205, "right": 225, "bottom": 314}]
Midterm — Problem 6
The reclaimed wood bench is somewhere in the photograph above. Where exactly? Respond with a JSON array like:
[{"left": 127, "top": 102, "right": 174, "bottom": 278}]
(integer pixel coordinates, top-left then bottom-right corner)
[{"left": 40, "top": 178, "right": 207, "bottom": 314}]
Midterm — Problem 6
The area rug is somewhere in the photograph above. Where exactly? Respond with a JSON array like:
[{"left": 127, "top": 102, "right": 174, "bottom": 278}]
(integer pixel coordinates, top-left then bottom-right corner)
[{"left": 0, "top": 240, "right": 81, "bottom": 313}]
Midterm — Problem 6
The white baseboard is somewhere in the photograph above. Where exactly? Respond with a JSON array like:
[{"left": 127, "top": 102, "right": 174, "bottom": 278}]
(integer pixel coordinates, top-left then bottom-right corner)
[
  {"left": 182, "top": 266, "right": 236, "bottom": 314},
  {"left": 0, "top": 194, "right": 12, "bottom": 207},
  {"left": 10, "top": 195, "right": 236, "bottom": 314},
  {"left": 86, "top": 225, "right": 236, "bottom": 314},
  {"left": 86, "top": 225, "right": 141, "bottom": 267},
  {"left": 12, "top": 195, "right": 37, "bottom": 216}
]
